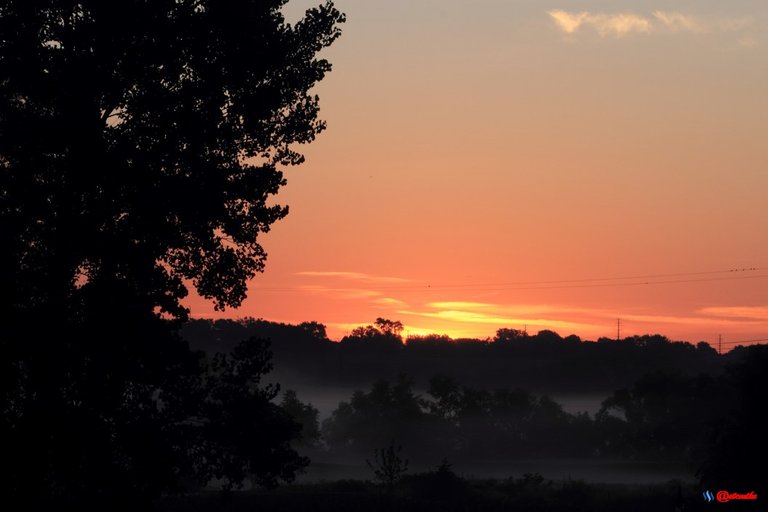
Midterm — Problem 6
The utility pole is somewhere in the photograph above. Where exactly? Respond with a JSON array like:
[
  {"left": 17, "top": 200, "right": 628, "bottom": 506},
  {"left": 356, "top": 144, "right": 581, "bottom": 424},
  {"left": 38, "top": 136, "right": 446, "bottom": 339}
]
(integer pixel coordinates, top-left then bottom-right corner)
[
  {"left": 617, "top": 318, "right": 621, "bottom": 341},
  {"left": 718, "top": 334, "right": 722, "bottom": 355}
]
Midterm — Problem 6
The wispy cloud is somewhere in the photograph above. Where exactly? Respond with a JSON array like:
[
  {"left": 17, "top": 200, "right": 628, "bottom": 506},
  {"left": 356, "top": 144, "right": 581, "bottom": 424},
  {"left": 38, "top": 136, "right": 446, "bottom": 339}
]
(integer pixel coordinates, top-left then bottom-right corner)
[
  {"left": 296, "top": 271, "right": 411, "bottom": 284},
  {"left": 548, "top": 10, "right": 651, "bottom": 37},
  {"left": 298, "top": 285, "right": 382, "bottom": 300},
  {"left": 548, "top": 9, "right": 755, "bottom": 39},
  {"left": 652, "top": 11, "right": 704, "bottom": 33},
  {"left": 372, "top": 297, "right": 408, "bottom": 307},
  {"left": 699, "top": 306, "right": 768, "bottom": 321},
  {"left": 427, "top": 301, "right": 501, "bottom": 310},
  {"left": 401, "top": 309, "right": 521, "bottom": 325},
  {"left": 548, "top": 10, "right": 590, "bottom": 34},
  {"left": 719, "top": 17, "right": 754, "bottom": 32},
  {"left": 427, "top": 301, "right": 560, "bottom": 316},
  {"left": 620, "top": 313, "right": 743, "bottom": 327}
]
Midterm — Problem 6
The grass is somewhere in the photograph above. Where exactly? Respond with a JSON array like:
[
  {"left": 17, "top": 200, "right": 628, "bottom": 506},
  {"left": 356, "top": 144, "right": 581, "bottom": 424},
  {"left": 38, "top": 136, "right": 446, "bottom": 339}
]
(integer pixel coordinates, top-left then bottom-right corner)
[{"left": 155, "top": 475, "right": 723, "bottom": 512}]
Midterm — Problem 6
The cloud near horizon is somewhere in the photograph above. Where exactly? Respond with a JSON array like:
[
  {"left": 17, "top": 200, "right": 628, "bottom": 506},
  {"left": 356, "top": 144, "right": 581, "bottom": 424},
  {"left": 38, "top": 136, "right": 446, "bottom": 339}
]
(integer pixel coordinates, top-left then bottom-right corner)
[{"left": 399, "top": 306, "right": 604, "bottom": 334}]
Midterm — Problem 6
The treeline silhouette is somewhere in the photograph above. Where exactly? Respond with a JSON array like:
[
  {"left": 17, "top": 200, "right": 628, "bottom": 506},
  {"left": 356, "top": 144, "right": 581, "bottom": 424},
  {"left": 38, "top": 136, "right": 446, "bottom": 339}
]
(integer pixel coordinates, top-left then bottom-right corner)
[{"left": 182, "top": 318, "right": 731, "bottom": 393}]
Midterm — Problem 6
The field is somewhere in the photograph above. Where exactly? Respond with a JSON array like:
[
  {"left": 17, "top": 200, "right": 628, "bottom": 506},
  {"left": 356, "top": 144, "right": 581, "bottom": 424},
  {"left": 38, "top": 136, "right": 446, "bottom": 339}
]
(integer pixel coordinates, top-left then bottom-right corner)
[{"left": 157, "top": 477, "right": 714, "bottom": 512}]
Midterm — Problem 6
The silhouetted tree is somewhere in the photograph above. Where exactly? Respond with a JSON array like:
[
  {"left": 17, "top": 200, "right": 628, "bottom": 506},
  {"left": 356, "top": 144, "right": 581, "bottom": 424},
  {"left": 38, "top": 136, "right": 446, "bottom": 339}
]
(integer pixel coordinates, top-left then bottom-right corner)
[
  {"left": 406, "top": 334, "right": 453, "bottom": 347},
  {"left": 349, "top": 325, "right": 383, "bottom": 339},
  {"left": 341, "top": 319, "right": 404, "bottom": 355},
  {"left": 0, "top": 0, "right": 344, "bottom": 507},
  {"left": 375, "top": 317, "right": 404, "bottom": 339},
  {"left": 366, "top": 444, "right": 409, "bottom": 493},
  {"left": 322, "top": 377, "right": 430, "bottom": 454},
  {"left": 280, "top": 389, "right": 321, "bottom": 447},
  {"left": 298, "top": 321, "right": 329, "bottom": 341},
  {"left": 596, "top": 371, "right": 723, "bottom": 460},
  {"left": 698, "top": 345, "right": 768, "bottom": 491},
  {"left": 494, "top": 328, "right": 528, "bottom": 343}
]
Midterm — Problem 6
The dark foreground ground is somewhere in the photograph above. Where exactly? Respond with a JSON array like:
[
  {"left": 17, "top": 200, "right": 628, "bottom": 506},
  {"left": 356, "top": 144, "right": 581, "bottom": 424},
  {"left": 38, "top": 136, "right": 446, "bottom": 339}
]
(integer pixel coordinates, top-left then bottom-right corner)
[{"left": 155, "top": 476, "right": 761, "bottom": 512}]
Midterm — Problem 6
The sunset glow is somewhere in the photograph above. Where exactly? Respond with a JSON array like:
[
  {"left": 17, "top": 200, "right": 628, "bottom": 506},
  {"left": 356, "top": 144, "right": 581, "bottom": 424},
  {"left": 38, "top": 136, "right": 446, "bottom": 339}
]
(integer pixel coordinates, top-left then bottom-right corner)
[{"left": 187, "top": 0, "right": 768, "bottom": 349}]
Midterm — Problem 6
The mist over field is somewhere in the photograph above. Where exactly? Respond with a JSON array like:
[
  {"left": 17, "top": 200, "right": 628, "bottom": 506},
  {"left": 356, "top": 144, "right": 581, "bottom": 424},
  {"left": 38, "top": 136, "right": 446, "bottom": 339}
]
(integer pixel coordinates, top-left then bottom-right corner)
[{"left": 182, "top": 318, "right": 765, "bottom": 493}]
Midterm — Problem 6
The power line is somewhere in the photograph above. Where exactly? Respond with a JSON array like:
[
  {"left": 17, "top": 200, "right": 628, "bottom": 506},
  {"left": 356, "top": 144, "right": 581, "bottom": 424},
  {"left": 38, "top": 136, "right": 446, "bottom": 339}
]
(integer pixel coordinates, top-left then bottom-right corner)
[
  {"left": 717, "top": 337, "right": 768, "bottom": 346},
  {"left": 393, "top": 267, "right": 764, "bottom": 290},
  {"left": 252, "top": 268, "right": 768, "bottom": 293}
]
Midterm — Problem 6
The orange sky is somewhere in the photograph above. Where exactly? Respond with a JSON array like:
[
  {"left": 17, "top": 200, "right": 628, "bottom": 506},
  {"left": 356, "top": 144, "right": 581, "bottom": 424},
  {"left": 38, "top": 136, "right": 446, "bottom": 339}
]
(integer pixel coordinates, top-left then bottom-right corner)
[{"left": 187, "top": 0, "right": 768, "bottom": 349}]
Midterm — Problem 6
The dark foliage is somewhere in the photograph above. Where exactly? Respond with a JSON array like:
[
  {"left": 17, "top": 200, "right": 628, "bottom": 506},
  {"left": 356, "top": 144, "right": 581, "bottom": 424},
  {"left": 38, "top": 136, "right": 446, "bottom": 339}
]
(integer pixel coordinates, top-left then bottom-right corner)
[
  {"left": 1, "top": 0, "right": 343, "bottom": 507},
  {"left": 318, "top": 345, "right": 766, "bottom": 487},
  {"left": 322, "top": 376, "right": 433, "bottom": 455},
  {"left": 280, "top": 389, "right": 322, "bottom": 447},
  {"left": 401, "top": 459, "right": 474, "bottom": 504},
  {"left": 697, "top": 344, "right": 768, "bottom": 492},
  {"left": 321, "top": 376, "right": 599, "bottom": 463}
]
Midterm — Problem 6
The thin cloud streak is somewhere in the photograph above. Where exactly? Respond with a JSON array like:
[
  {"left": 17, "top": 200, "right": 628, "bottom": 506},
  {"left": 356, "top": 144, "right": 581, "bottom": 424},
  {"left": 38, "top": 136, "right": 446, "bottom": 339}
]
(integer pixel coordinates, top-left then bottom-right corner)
[
  {"left": 425, "top": 301, "right": 550, "bottom": 313},
  {"left": 298, "top": 285, "right": 382, "bottom": 300},
  {"left": 372, "top": 297, "right": 408, "bottom": 307},
  {"left": 699, "top": 306, "right": 768, "bottom": 321},
  {"left": 620, "top": 313, "right": 748, "bottom": 327},
  {"left": 296, "top": 271, "right": 411, "bottom": 283}
]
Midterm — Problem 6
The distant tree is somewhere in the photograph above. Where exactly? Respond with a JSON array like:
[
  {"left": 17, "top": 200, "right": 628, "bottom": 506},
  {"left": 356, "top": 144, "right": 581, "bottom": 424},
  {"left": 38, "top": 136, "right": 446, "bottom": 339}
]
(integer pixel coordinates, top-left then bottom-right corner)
[
  {"left": 346, "top": 318, "right": 404, "bottom": 340},
  {"left": 349, "top": 325, "right": 383, "bottom": 339},
  {"left": 563, "top": 334, "right": 582, "bottom": 344},
  {"left": 366, "top": 444, "right": 409, "bottom": 493},
  {"left": 494, "top": 328, "right": 528, "bottom": 343},
  {"left": 405, "top": 334, "right": 453, "bottom": 347},
  {"left": 426, "top": 375, "right": 464, "bottom": 421},
  {"left": 596, "top": 371, "right": 721, "bottom": 460},
  {"left": 322, "top": 377, "right": 428, "bottom": 452},
  {"left": 341, "top": 319, "right": 404, "bottom": 350},
  {"left": 280, "top": 389, "right": 321, "bottom": 447},
  {"left": 375, "top": 318, "right": 404, "bottom": 339},
  {"left": 627, "top": 335, "right": 671, "bottom": 348},
  {"left": 534, "top": 330, "right": 563, "bottom": 343},
  {"left": 696, "top": 341, "right": 718, "bottom": 356},
  {"left": 298, "top": 321, "right": 328, "bottom": 341},
  {"left": 0, "top": 0, "right": 344, "bottom": 507}
]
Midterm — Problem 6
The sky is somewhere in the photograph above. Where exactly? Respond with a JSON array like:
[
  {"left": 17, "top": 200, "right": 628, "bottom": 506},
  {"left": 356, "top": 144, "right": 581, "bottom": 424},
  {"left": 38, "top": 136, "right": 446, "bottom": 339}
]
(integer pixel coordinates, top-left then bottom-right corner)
[{"left": 187, "top": 0, "right": 768, "bottom": 348}]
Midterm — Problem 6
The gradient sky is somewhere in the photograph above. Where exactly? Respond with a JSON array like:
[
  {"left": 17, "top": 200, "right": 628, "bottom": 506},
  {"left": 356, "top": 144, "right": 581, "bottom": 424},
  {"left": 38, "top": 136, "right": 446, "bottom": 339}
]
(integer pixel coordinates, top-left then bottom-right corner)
[{"left": 187, "top": 0, "right": 768, "bottom": 348}]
